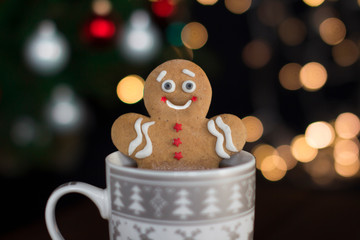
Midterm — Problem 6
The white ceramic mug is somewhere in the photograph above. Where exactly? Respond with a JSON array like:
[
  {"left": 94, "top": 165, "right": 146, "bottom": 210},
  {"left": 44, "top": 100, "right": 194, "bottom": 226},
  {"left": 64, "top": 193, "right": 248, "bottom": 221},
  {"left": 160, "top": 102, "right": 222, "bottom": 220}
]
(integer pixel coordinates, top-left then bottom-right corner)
[{"left": 45, "top": 151, "right": 256, "bottom": 240}]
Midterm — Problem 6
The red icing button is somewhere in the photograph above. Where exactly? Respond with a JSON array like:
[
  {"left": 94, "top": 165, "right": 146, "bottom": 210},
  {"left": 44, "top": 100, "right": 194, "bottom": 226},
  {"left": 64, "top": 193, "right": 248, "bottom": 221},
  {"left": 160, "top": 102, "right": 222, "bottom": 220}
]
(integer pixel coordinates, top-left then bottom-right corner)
[
  {"left": 173, "top": 138, "right": 182, "bottom": 147},
  {"left": 161, "top": 96, "right": 167, "bottom": 103},
  {"left": 191, "top": 96, "right": 197, "bottom": 102},
  {"left": 174, "top": 152, "right": 183, "bottom": 160},
  {"left": 174, "top": 123, "right": 182, "bottom": 132}
]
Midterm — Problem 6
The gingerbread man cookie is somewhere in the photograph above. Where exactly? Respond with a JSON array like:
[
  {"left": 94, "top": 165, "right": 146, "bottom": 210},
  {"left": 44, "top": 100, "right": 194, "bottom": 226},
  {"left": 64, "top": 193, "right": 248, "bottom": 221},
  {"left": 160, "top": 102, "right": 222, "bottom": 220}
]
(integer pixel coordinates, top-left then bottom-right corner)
[{"left": 111, "top": 59, "right": 246, "bottom": 170}]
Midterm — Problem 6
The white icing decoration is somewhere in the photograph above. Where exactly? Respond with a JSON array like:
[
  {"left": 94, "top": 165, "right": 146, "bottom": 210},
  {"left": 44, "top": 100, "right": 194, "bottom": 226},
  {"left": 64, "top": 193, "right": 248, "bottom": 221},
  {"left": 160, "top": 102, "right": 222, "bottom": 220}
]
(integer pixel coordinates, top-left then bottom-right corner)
[
  {"left": 215, "top": 116, "right": 238, "bottom": 152},
  {"left": 207, "top": 120, "right": 230, "bottom": 159},
  {"left": 182, "top": 69, "right": 195, "bottom": 77},
  {"left": 135, "top": 121, "right": 155, "bottom": 158},
  {"left": 128, "top": 118, "right": 143, "bottom": 156},
  {"left": 156, "top": 70, "right": 167, "bottom": 82},
  {"left": 166, "top": 99, "right": 192, "bottom": 110}
]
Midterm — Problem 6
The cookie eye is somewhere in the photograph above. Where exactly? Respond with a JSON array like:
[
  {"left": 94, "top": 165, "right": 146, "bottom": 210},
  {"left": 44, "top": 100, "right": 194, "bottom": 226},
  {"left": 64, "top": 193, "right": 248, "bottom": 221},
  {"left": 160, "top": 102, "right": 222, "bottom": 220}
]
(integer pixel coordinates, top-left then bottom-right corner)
[
  {"left": 162, "top": 80, "right": 175, "bottom": 93},
  {"left": 182, "top": 80, "right": 196, "bottom": 93}
]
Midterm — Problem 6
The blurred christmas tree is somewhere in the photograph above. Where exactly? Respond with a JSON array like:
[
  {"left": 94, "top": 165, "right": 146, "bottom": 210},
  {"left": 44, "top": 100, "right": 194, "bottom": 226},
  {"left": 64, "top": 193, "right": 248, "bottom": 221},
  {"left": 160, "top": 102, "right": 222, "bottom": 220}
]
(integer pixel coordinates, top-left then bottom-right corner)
[{"left": 1, "top": 0, "right": 360, "bottom": 185}]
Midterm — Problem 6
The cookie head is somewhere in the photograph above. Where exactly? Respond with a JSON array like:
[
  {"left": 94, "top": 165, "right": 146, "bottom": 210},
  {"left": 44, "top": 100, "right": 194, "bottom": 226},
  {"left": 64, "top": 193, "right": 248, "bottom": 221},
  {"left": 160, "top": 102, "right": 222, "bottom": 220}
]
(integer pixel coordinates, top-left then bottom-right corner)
[{"left": 144, "top": 59, "right": 212, "bottom": 120}]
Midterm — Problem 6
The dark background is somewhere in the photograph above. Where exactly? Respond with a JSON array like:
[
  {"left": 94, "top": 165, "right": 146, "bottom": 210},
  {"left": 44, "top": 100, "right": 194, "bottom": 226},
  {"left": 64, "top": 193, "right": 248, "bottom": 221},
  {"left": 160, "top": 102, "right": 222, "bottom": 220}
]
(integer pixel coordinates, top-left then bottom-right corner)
[{"left": 1, "top": 0, "right": 360, "bottom": 239}]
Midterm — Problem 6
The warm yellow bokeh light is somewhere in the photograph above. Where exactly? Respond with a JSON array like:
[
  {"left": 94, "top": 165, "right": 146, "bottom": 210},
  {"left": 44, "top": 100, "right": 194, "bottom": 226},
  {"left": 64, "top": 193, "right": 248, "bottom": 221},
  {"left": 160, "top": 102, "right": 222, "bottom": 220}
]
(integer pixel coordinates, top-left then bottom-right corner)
[
  {"left": 305, "top": 121, "right": 335, "bottom": 149},
  {"left": 92, "top": 0, "right": 112, "bottom": 16},
  {"left": 303, "top": 0, "right": 324, "bottom": 7},
  {"left": 335, "top": 160, "right": 360, "bottom": 177},
  {"left": 332, "top": 39, "right": 359, "bottom": 67},
  {"left": 197, "top": 0, "right": 218, "bottom": 5},
  {"left": 181, "top": 22, "right": 208, "bottom": 50},
  {"left": 291, "top": 135, "right": 318, "bottom": 162},
  {"left": 277, "top": 145, "right": 298, "bottom": 170},
  {"left": 252, "top": 144, "right": 277, "bottom": 169},
  {"left": 319, "top": 18, "right": 346, "bottom": 45},
  {"left": 225, "top": 0, "right": 252, "bottom": 14},
  {"left": 242, "top": 39, "right": 271, "bottom": 69},
  {"left": 242, "top": 116, "right": 263, "bottom": 142},
  {"left": 334, "top": 139, "right": 359, "bottom": 166},
  {"left": 299, "top": 62, "right": 327, "bottom": 91},
  {"left": 278, "top": 18, "right": 307, "bottom": 46},
  {"left": 335, "top": 112, "right": 360, "bottom": 139},
  {"left": 279, "top": 63, "right": 302, "bottom": 91},
  {"left": 260, "top": 155, "right": 287, "bottom": 181},
  {"left": 117, "top": 75, "right": 145, "bottom": 104}
]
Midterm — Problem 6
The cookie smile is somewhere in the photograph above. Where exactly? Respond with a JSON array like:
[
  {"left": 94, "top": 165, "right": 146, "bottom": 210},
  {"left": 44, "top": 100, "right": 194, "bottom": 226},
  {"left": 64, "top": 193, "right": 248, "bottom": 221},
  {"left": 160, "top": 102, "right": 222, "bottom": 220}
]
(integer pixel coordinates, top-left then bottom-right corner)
[{"left": 166, "top": 99, "right": 192, "bottom": 110}]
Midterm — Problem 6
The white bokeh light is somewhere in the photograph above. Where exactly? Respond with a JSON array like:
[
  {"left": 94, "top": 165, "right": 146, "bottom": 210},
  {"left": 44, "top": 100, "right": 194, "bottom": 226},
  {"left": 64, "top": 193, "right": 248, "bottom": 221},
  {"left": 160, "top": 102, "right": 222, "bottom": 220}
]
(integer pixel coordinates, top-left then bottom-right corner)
[
  {"left": 24, "top": 20, "right": 70, "bottom": 76},
  {"left": 118, "top": 10, "right": 161, "bottom": 63},
  {"left": 45, "top": 84, "right": 85, "bottom": 133}
]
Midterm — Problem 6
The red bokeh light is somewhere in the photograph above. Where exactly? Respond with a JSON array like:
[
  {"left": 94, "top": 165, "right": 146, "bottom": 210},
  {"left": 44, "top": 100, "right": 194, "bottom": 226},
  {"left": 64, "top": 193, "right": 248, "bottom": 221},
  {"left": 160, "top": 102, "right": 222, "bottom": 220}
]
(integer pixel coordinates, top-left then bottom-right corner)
[
  {"left": 151, "top": 0, "right": 175, "bottom": 18},
  {"left": 89, "top": 18, "right": 116, "bottom": 39}
]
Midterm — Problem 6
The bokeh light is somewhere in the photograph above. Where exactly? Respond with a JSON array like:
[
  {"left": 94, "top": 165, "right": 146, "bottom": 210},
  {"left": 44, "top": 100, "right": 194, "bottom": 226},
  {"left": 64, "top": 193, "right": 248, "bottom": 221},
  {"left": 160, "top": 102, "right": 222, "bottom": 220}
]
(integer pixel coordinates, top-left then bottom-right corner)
[
  {"left": 260, "top": 155, "right": 287, "bottom": 181},
  {"left": 181, "top": 22, "right": 208, "bottom": 50},
  {"left": 252, "top": 144, "right": 277, "bottom": 169},
  {"left": 319, "top": 17, "right": 346, "bottom": 45},
  {"left": 335, "top": 161, "right": 359, "bottom": 177},
  {"left": 24, "top": 20, "right": 70, "bottom": 76},
  {"left": 242, "top": 39, "right": 271, "bottom": 69},
  {"left": 335, "top": 112, "right": 360, "bottom": 139},
  {"left": 118, "top": 10, "right": 161, "bottom": 63},
  {"left": 311, "top": 5, "right": 336, "bottom": 31},
  {"left": 242, "top": 116, "right": 263, "bottom": 142},
  {"left": 151, "top": 0, "right": 175, "bottom": 18},
  {"left": 303, "top": 0, "right": 325, "bottom": 7},
  {"left": 45, "top": 84, "right": 85, "bottom": 133},
  {"left": 276, "top": 145, "right": 298, "bottom": 170},
  {"left": 279, "top": 63, "right": 302, "bottom": 91},
  {"left": 334, "top": 139, "right": 359, "bottom": 166},
  {"left": 225, "top": 0, "right": 252, "bottom": 14},
  {"left": 257, "top": 0, "right": 286, "bottom": 27},
  {"left": 278, "top": 18, "right": 307, "bottom": 46},
  {"left": 291, "top": 135, "right": 318, "bottom": 162},
  {"left": 305, "top": 121, "right": 335, "bottom": 149},
  {"left": 197, "top": 0, "right": 218, "bottom": 5},
  {"left": 92, "top": 0, "right": 112, "bottom": 16},
  {"left": 117, "top": 75, "right": 145, "bottom": 104},
  {"left": 299, "top": 62, "right": 327, "bottom": 91},
  {"left": 332, "top": 39, "right": 359, "bottom": 67},
  {"left": 89, "top": 18, "right": 116, "bottom": 39}
]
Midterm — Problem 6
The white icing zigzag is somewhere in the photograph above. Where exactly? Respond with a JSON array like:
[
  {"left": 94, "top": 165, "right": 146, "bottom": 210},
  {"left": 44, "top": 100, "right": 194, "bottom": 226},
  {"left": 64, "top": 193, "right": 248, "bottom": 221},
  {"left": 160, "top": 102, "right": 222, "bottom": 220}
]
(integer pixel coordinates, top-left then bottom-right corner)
[
  {"left": 128, "top": 118, "right": 143, "bottom": 155},
  {"left": 215, "top": 116, "right": 238, "bottom": 152},
  {"left": 135, "top": 121, "right": 155, "bottom": 159},
  {"left": 207, "top": 120, "right": 230, "bottom": 159}
]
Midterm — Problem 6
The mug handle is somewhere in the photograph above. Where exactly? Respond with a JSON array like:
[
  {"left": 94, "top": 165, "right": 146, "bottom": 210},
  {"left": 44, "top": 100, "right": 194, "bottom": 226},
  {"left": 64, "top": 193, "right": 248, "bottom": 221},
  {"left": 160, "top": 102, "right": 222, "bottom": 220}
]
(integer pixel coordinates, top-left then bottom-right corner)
[{"left": 45, "top": 182, "right": 109, "bottom": 240}]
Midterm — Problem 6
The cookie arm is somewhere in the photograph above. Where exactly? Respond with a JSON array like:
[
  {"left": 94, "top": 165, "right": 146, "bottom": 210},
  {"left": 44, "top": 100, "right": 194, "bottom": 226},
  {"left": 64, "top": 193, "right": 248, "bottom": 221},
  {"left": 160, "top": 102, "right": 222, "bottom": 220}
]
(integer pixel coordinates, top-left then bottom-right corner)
[
  {"left": 111, "top": 113, "right": 152, "bottom": 157},
  {"left": 208, "top": 114, "right": 247, "bottom": 155}
]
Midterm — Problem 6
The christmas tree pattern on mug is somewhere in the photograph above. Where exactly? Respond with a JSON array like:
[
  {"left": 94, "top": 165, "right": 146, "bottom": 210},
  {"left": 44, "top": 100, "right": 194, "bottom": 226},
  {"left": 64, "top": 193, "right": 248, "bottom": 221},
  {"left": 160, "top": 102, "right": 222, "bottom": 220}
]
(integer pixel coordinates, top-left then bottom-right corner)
[{"left": 111, "top": 59, "right": 247, "bottom": 170}]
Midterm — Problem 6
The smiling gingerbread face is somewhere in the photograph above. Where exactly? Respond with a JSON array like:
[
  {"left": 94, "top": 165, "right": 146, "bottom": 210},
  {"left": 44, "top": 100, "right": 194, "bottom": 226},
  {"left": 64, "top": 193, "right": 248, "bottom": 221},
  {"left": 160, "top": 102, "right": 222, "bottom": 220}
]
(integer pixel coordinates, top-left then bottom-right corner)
[
  {"left": 112, "top": 59, "right": 246, "bottom": 170},
  {"left": 144, "top": 59, "right": 212, "bottom": 121}
]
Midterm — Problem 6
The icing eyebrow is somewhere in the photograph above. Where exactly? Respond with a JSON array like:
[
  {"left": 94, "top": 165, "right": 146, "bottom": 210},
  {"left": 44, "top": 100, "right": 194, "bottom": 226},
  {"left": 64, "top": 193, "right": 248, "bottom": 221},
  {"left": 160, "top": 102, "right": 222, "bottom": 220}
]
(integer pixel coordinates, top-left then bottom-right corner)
[
  {"left": 182, "top": 69, "right": 195, "bottom": 77},
  {"left": 156, "top": 70, "right": 167, "bottom": 82}
]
